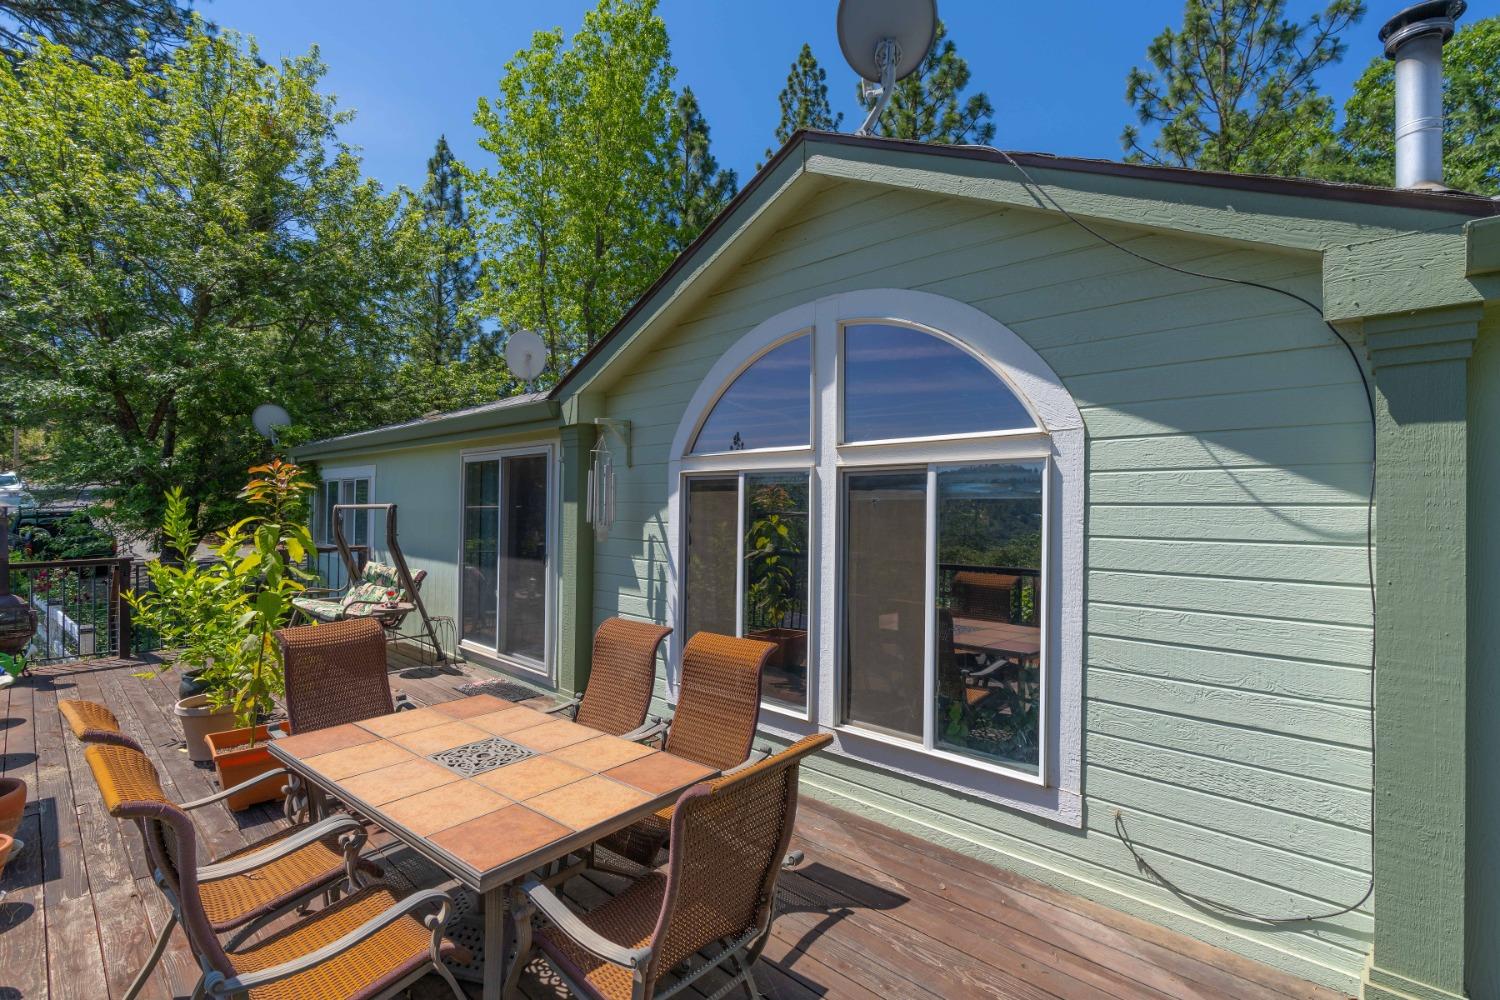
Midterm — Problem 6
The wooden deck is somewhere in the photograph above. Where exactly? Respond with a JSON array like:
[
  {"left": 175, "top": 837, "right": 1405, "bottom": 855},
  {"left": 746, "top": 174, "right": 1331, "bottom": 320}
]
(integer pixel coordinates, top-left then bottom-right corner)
[{"left": 0, "top": 651, "right": 1350, "bottom": 1000}]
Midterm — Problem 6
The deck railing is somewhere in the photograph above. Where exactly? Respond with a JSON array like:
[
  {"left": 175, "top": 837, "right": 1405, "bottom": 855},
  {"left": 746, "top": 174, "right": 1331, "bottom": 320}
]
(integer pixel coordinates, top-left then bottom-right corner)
[{"left": 7, "top": 557, "right": 133, "bottom": 663}]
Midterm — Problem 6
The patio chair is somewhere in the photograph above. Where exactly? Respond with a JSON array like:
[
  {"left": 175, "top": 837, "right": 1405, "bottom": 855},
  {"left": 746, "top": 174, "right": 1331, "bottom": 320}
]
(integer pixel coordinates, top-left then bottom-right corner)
[
  {"left": 545, "top": 617, "right": 672, "bottom": 737},
  {"left": 82, "top": 740, "right": 390, "bottom": 1000},
  {"left": 508, "top": 733, "right": 834, "bottom": 1000},
  {"left": 278, "top": 617, "right": 416, "bottom": 736},
  {"left": 58, "top": 698, "right": 143, "bottom": 749},
  {"left": 594, "top": 631, "right": 774, "bottom": 869}
]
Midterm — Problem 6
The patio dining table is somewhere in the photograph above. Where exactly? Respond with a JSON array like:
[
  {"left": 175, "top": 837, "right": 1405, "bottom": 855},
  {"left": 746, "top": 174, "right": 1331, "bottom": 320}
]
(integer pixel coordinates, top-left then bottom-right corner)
[{"left": 267, "top": 693, "right": 717, "bottom": 1000}]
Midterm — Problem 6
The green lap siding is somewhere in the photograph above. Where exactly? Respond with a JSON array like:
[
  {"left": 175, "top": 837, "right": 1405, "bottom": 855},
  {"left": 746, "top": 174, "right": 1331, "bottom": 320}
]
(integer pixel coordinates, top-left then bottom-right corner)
[{"left": 588, "top": 183, "right": 1375, "bottom": 991}]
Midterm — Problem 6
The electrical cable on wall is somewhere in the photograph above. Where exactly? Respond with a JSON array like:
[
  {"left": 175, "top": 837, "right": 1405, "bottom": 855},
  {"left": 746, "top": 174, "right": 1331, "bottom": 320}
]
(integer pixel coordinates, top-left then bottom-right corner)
[{"left": 980, "top": 146, "right": 1377, "bottom": 924}]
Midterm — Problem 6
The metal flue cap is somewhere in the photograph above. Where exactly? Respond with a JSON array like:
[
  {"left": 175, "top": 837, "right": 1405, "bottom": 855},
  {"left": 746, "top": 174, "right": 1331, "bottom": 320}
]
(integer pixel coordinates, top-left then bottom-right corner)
[
  {"left": 837, "top": 0, "right": 937, "bottom": 82},
  {"left": 1380, "top": 0, "right": 1466, "bottom": 57}
]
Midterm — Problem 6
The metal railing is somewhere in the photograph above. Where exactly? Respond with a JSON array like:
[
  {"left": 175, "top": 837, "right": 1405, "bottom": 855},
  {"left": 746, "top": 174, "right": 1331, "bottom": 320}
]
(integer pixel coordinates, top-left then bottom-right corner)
[{"left": 7, "top": 557, "right": 133, "bottom": 663}]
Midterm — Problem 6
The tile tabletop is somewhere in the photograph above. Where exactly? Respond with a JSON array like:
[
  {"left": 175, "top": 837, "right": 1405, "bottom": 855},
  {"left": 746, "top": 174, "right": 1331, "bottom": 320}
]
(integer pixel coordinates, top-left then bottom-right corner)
[{"left": 269, "top": 693, "right": 718, "bottom": 890}]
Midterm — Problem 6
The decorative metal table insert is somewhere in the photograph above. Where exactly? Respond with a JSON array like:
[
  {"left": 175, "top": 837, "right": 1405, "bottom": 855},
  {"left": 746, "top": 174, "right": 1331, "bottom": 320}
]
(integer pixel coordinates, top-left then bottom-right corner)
[{"left": 429, "top": 737, "right": 536, "bottom": 777}]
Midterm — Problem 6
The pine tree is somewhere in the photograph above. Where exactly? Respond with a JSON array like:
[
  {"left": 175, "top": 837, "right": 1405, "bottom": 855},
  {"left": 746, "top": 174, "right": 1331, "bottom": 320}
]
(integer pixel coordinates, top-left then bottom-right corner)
[
  {"left": 669, "top": 88, "right": 737, "bottom": 252},
  {"left": 407, "top": 135, "right": 484, "bottom": 367},
  {"left": 856, "top": 21, "right": 995, "bottom": 145},
  {"left": 0, "top": 0, "right": 199, "bottom": 63},
  {"left": 768, "top": 43, "right": 842, "bottom": 159},
  {"left": 1121, "top": 0, "right": 1363, "bottom": 174}
]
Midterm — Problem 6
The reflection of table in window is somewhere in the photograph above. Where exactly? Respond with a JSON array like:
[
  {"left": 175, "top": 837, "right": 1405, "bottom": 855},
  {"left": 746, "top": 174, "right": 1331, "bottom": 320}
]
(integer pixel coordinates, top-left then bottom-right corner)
[{"left": 950, "top": 617, "right": 1041, "bottom": 664}]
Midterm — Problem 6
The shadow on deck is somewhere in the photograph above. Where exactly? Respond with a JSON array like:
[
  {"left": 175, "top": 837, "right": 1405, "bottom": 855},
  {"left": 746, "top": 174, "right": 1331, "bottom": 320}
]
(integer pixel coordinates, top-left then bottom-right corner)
[{"left": 0, "top": 653, "right": 1349, "bottom": 1000}]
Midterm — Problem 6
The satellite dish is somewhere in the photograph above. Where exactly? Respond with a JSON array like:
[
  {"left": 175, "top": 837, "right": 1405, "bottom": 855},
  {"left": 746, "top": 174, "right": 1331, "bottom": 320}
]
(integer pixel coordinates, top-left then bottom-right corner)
[
  {"left": 506, "top": 330, "right": 549, "bottom": 384},
  {"left": 838, "top": 0, "right": 938, "bottom": 136},
  {"left": 252, "top": 403, "right": 292, "bottom": 445}
]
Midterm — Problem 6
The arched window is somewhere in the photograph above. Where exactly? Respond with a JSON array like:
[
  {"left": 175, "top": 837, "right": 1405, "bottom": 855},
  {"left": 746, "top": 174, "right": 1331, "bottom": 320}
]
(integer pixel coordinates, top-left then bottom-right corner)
[{"left": 668, "top": 290, "right": 1084, "bottom": 819}]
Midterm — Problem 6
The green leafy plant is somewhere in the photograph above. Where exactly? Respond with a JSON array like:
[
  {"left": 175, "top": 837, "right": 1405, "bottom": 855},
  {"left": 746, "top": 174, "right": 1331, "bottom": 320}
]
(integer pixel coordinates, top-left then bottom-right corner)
[
  {"left": 744, "top": 482, "right": 805, "bottom": 630},
  {"left": 128, "top": 459, "right": 316, "bottom": 737}
]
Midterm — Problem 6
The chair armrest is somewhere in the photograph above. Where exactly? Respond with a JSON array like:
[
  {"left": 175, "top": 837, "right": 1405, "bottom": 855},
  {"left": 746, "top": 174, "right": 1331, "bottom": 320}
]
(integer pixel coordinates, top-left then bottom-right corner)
[
  {"left": 180, "top": 767, "right": 293, "bottom": 811},
  {"left": 516, "top": 877, "right": 651, "bottom": 969},
  {"left": 198, "top": 815, "right": 366, "bottom": 880},
  {"left": 722, "top": 745, "right": 773, "bottom": 776},
  {"left": 545, "top": 696, "right": 582, "bottom": 718},
  {"left": 394, "top": 692, "right": 417, "bottom": 712},
  {"left": 297, "top": 587, "right": 344, "bottom": 598},
  {"left": 201, "top": 889, "right": 453, "bottom": 996},
  {"left": 620, "top": 717, "right": 669, "bottom": 745}
]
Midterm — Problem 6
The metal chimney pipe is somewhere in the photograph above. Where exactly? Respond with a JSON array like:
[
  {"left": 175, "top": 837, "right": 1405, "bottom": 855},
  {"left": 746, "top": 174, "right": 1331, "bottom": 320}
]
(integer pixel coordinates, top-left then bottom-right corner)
[{"left": 1379, "top": 1, "right": 1466, "bottom": 190}]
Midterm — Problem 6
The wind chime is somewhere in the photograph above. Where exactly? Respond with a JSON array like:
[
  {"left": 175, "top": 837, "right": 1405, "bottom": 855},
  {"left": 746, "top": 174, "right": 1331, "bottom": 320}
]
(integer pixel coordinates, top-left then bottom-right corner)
[
  {"left": 0, "top": 507, "right": 37, "bottom": 681},
  {"left": 586, "top": 433, "right": 615, "bottom": 543}
]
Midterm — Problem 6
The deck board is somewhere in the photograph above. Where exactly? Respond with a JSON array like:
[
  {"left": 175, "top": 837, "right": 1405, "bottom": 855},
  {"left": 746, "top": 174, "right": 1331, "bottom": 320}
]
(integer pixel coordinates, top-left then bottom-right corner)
[{"left": 0, "top": 651, "right": 1352, "bottom": 1000}]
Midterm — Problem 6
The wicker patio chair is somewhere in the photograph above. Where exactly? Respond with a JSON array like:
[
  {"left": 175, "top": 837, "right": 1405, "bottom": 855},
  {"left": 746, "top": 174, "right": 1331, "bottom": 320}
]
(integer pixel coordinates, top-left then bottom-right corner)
[
  {"left": 545, "top": 617, "right": 671, "bottom": 737},
  {"left": 594, "top": 631, "right": 774, "bottom": 868},
  {"left": 509, "top": 733, "right": 834, "bottom": 999},
  {"left": 278, "top": 617, "right": 415, "bottom": 735},
  {"left": 59, "top": 698, "right": 143, "bottom": 749},
  {"left": 82, "top": 741, "right": 392, "bottom": 1000}
]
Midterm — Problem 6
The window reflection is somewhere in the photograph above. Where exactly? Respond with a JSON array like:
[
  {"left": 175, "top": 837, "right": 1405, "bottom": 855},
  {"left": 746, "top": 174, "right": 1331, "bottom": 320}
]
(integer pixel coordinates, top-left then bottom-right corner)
[
  {"left": 743, "top": 474, "right": 809, "bottom": 710},
  {"left": 843, "top": 323, "right": 1032, "bottom": 443},
  {"left": 935, "top": 463, "right": 1043, "bottom": 773},
  {"left": 684, "top": 478, "right": 738, "bottom": 638},
  {"left": 691, "top": 335, "right": 810, "bottom": 454},
  {"left": 461, "top": 460, "right": 500, "bottom": 649}
]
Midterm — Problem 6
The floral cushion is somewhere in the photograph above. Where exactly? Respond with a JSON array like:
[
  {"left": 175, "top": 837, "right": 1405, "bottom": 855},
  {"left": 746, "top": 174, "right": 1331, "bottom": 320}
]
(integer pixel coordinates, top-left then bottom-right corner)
[
  {"left": 291, "top": 597, "right": 346, "bottom": 622},
  {"left": 341, "top": 561, "right": 406, "bottom": 610}
]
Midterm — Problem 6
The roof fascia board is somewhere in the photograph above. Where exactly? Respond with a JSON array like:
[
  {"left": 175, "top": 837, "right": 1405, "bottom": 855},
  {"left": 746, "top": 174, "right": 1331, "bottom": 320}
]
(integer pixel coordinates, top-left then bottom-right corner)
[
  {"left": 293, "top": 399, "right": 560, "bottom": 459},
  {"left": 1326, "top": 229, "right": 1500, "bottom": 323},
  {"left": 801, "top": 141, "right": 1476, "bottom": 256},
  {"left": 1468, "top": 216, "right": 1500, "bottom": 277},
  {"left": 551, "top": 146, "right": 809, "bottom": 403}
]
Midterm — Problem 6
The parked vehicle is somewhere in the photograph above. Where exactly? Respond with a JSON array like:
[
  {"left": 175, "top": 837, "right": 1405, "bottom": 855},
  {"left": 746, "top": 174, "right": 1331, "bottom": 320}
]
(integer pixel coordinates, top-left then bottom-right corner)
[{"left": 0, "top": 471, "right": 35, "bottom": 510}]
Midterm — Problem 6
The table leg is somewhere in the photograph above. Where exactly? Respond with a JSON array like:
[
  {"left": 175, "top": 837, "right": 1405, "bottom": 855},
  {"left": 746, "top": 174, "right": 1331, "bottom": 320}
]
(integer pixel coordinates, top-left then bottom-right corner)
[{"left": 483, "top": 884, "right": 510, "bottom": 1000}]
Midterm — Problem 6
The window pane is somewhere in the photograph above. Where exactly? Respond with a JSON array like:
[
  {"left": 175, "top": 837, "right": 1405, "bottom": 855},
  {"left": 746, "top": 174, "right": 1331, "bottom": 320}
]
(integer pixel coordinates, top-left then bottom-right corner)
[
  {"left": 935, "top": 462, "right": 1044, "bottom": 773},
  {"left": 744, "top": 473, "right": 810, "bottom": 710},
  {"left": 684, "top": 478, "right": 738, "bottom": 639},
  {"left": 843, "top": 471, "right": 926, "bottom": 738},
  {"left": 499, "top": 454, "right": 548, "bottom": 662},
  {"left": 843, "top": 323, "right": 1033, "bottom": 442},
  {"left": 461, "top": 460, "right": 499, "bottom": 649},
  {"left": 691, "top": 335, "right": 810, "bottom": 454},
  {"left": 353, "top": 478, "right": 370, "bottom": 548}
]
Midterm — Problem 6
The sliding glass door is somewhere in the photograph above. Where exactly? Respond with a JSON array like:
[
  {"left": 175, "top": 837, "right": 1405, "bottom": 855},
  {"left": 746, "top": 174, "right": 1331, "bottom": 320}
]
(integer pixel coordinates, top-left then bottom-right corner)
[{"left": 460, "top": 447, "right": 553, "bottom": 674}]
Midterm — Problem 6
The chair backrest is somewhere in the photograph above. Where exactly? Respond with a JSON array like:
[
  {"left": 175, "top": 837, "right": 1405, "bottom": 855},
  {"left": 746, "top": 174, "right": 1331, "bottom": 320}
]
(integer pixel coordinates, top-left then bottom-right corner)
[
  {"left": 574, "top": 617, "right": 671, "bottom": 736},
  {"left": 647, "top": 733, "right": 832, "bottom": 990},
  {"left": 58, "top": 699, "right": 142, "bottom": 749},
  {"left": 663, "top": 632, "right": 773, "bottom": 772},
  {"left": 84, "top": 741, "right": 235, "bottom": 978},
  {"left": 278, "top": 617, "right": 395, "bottom": 733}
]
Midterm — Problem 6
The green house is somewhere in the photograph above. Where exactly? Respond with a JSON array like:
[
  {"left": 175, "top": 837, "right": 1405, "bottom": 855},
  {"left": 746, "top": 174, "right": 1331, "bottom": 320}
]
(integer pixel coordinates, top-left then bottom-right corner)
[{"left": 295, "top": 131, "right": 1500, "bottom": 1000}]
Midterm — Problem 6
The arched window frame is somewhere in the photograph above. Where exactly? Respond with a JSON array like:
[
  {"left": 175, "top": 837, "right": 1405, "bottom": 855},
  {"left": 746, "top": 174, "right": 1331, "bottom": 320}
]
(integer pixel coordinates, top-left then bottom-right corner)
[{"left": 666, "top": 289, "right": 1084, "bottom": 824}]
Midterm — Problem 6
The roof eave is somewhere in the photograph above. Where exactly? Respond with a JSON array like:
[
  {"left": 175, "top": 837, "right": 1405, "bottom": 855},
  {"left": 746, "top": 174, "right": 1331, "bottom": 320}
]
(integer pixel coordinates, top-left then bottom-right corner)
[{"left": 292, "top": 397, "right": 561, "bottom": 459}]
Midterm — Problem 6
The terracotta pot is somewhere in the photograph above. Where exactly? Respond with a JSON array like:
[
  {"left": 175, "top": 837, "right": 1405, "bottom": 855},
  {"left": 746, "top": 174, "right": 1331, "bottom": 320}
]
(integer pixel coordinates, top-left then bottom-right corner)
[
  {"left": 0, "top": 833, "right": 20, "bottom": 879},
  {"left": 206, "top": 722, "right": 290, "bottom": 811},
  {"left": 0, "top": 776, "right": 26, "bottom": 840},
  {"left": 174, "top": 693, "right": 237, "bottom": 763}
]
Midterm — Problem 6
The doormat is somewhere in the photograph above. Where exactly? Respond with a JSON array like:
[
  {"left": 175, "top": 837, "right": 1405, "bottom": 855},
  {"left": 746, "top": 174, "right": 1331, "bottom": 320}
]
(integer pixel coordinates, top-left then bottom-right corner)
[{"left": 454, "top": 679, "right": 539, "bottom": 702}]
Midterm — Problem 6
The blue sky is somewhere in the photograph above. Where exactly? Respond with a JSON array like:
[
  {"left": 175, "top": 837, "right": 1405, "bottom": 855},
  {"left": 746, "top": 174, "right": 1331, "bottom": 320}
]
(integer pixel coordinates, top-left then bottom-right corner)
[{"left": 217, "top": 0, "right": 1497, "bottom": 194}]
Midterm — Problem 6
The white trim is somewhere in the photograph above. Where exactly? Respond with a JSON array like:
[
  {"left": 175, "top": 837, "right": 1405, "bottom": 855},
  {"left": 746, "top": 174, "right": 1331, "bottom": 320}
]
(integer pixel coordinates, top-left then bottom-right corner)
[
  {"left": 317, "top": 465, "right": 377, "bottom": 548},
  {"left": 456, "top": 444, "right": 558, "bottom": 683},
  {"left": 664, "top": 288, "right": 1085, "bottom": 827}
]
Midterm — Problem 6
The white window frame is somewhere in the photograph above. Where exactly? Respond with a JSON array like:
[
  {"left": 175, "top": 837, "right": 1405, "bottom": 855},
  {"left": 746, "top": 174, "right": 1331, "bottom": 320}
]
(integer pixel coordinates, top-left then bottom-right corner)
[
  {"left": 456, "top": 443, "right": 558, "bottom": 682},
  {"left": 665, "top": 289, "right": 1084, "bottom": 825},
  {"left": 318, "top": 465, "right": 376, "bottom": 550}
]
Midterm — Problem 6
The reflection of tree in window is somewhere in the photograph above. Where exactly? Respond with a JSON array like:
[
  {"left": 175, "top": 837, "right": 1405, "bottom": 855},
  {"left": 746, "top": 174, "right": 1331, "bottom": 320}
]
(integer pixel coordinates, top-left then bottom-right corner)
[{"left": 744, "top": 475, "right": 809, "bottom": 710}]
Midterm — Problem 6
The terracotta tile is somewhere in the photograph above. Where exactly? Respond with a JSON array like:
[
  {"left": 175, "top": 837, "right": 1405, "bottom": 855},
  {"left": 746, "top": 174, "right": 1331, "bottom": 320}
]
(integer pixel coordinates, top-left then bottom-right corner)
[
  {"left": 468, "top": 706, "right": 552, "bottom": 736},
  {"left": 338, "top": 757, "right": 460, "bottom": 806},
  {"left": 391, "top": 720, "right": 488, "bottom": 756},
  {"left": 605, "top": 752, "right": 717, "bottom": 796},
  {"left": 305, "top": 740, "right": 413, "bottom": 781},
  {"left": 274, "top": 723, "right": 377, "bottom": 760},
  {"left": 509, "top": 719, "right": 598, "bottom": 753},
  {"left": 430, "top": 694, "right": 517, "bottom": 719},
  {"left": 550, "top": 735, "right": 655, "bottom": 773},
  {"left": 378, "top": 780, "right": 510, "bottom": 837},
  {"left": 473, "top": 755, "right": 590, "bottom": 801},
  {"left": 524, "top": 775, "right": 650, "bottom": 831},
  {"left": 356, "top": 707, "right": 451, "bottom": 738},
  {"left": 430, "top": 803, "right": 570, "bottom": 872}
]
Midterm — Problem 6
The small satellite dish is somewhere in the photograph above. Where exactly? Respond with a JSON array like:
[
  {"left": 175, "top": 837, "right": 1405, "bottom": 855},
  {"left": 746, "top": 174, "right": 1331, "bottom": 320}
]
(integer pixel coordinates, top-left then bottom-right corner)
[
  {"left": 838, "top": 0, "right": 938, "bottom": 136},
  {"left": 252, "top": 403, "right": 292, "bottom": 444},
  {"left": 506, "top": 330, "right": 549, "bottom": 384}
]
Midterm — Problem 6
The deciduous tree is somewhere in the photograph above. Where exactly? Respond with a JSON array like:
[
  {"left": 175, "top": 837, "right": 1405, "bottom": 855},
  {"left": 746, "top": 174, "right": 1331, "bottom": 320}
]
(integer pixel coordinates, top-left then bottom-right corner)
[
  {"left": 0, "top": 28, "right": 413, "bottom": 536},
  {"left": 470, "top": 0, "right": 680, "bottom": 370},
  {"left": 856, "top": 21, "right": 995, "bottom": 145},
  {"left": 1122, "top": 0, "right": 1364, "bottom": 174}
]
